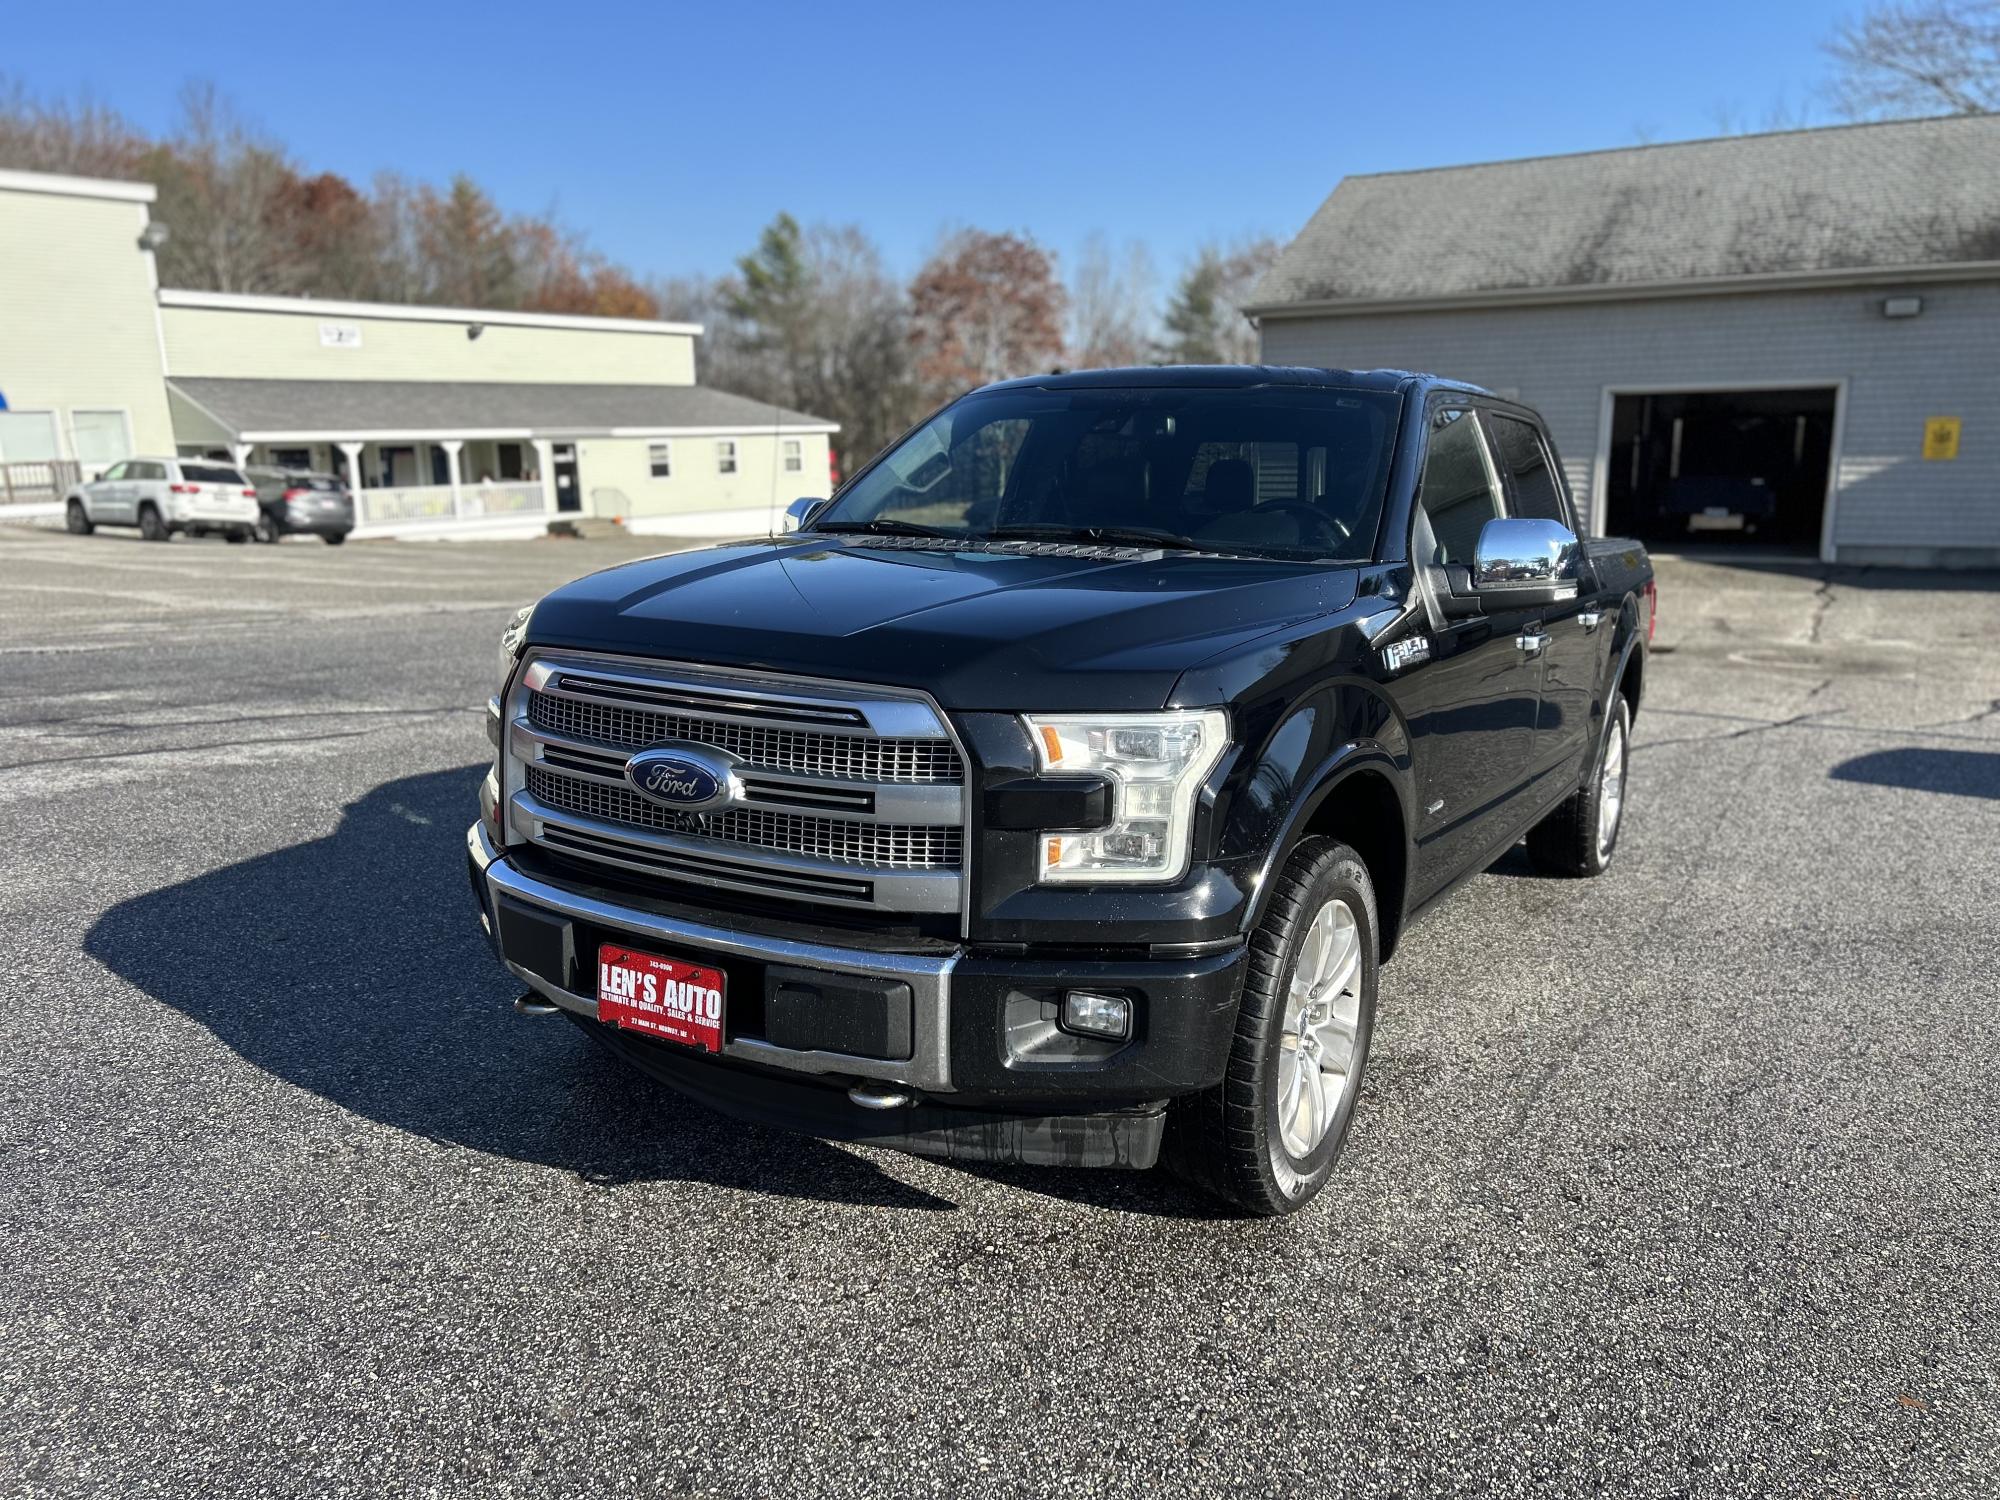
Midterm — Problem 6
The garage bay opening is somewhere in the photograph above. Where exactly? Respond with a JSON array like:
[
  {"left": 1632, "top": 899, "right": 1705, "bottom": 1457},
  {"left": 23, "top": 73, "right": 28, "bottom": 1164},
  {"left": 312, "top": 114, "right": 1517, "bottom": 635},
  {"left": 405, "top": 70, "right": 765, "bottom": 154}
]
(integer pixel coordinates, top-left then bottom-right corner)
[{"left": 1605, "top": 387, "right": 1836, "bottom": 552}]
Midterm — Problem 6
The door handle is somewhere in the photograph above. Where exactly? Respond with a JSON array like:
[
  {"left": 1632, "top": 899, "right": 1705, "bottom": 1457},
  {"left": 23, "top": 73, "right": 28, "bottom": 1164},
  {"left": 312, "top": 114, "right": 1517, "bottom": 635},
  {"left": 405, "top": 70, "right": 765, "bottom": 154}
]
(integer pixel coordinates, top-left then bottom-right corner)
[
  {"left": 1515, "top": 632, "right": 1550, "bottom": 656},
  {"left": 1577, "top": 611, "right": 1603, "bottom": 630}
]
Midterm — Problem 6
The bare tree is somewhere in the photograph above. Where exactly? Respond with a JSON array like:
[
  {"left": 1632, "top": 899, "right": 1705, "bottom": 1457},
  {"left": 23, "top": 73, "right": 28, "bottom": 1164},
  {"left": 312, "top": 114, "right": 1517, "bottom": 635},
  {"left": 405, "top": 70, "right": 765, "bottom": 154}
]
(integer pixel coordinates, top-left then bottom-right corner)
[
  {"left": 1067, "top": 233, "right": 1156, "bottom": 370},
  {"left": 149, "top": 85, "right": 311, "bottom": 295},
  {"left": 1825, "top": 2, "right": 2000, "bottom": 118},
  {"left": 0, "top": 78, "right": 148, "bottom": 177}
]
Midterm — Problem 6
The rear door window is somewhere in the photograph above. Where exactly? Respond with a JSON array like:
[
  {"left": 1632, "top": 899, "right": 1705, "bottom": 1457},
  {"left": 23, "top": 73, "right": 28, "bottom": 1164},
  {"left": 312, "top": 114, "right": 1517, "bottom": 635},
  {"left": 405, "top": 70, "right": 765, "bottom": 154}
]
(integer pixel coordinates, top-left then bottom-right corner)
[
  {"left": 1485, "top": 414, "right": 1570, "bottom": 527},
  {"left": 1415, "top": 409, "right": 1504, "bottom": 565}
]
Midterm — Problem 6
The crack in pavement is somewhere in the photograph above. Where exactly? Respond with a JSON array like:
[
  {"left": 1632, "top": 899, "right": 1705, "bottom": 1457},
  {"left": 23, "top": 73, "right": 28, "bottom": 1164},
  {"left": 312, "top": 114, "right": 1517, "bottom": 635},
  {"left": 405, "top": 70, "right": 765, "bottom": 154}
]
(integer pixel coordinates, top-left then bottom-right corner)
[{"left": 0, "top": 703, "right": 485, "bottom": 736}]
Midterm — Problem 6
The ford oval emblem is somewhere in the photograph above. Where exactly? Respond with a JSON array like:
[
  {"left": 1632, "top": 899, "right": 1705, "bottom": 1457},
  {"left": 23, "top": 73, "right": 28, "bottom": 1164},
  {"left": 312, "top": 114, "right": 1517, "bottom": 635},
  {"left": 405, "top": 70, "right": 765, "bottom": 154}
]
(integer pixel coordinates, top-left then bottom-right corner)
[{"left": 625, "top": 746, "right": 732, "bottom": 811}]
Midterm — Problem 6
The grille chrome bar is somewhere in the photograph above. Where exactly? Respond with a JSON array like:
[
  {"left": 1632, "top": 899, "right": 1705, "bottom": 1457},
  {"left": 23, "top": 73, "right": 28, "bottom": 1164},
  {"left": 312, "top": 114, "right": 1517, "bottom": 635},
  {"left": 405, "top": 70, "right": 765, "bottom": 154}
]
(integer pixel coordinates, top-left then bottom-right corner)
[
  {"left": 512, "top": 793, "right": 960, "bottom": 913},
  {"left": 508, "top": 718, "right": 963, "bottom": 824},
  {"left": 503, "top": 650, "right": 970, "bottom": 918}
]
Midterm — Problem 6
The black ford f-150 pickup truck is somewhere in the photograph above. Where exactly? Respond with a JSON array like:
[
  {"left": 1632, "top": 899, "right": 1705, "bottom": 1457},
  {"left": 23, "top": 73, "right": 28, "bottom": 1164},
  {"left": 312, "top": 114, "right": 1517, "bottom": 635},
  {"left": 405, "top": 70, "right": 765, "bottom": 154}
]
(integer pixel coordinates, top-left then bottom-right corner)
[{"left": 468, "top": 367, "right": 1654, "bottom": 1215}]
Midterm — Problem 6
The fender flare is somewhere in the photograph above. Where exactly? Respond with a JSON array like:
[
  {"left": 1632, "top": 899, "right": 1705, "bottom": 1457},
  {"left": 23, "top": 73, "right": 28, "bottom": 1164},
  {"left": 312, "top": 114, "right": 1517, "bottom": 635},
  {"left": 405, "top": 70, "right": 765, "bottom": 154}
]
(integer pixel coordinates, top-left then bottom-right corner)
[{"left": 1234, "top": 741, "right": 1413, "bottom": 949}]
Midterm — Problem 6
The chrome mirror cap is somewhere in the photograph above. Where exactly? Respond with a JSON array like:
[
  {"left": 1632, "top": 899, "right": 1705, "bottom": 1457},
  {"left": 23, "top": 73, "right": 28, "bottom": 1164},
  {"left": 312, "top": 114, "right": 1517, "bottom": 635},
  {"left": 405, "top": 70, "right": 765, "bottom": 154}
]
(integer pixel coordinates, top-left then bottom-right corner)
[
  {"left": 1472, "top": 517, "right": 1580, "bottom": 596},
  {"left": 782, "top": 496, "right": 826, "bottom": 533}
]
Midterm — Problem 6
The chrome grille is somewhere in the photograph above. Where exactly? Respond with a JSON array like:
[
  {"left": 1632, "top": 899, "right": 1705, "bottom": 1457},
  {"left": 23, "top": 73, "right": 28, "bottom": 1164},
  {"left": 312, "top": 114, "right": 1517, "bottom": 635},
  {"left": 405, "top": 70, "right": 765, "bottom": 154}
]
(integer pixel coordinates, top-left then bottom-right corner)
[
  {"left": 526, "top": 766, "right": 961, "bottom": 868},
  {"left": 527, "top": 689, "right": 961, "bottom": 784}
]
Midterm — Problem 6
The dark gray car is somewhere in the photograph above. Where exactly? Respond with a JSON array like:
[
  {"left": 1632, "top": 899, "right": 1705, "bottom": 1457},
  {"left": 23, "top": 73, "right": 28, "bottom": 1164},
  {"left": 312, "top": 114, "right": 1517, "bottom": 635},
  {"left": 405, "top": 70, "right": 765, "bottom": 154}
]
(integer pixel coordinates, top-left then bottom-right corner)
[{"left": 245, "top": 467, "right": 355, "bottom": 545}]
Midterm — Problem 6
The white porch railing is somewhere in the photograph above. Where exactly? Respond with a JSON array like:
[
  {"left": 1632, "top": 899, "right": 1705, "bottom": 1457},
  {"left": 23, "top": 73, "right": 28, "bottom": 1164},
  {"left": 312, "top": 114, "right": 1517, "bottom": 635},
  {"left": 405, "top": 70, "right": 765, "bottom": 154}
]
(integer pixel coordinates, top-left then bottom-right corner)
[
  {"left": 1, "top": 459, "right": 82, "bottom": 506},
  {"left": 353, "top": 480, "right": 546, "bottom": 528}
]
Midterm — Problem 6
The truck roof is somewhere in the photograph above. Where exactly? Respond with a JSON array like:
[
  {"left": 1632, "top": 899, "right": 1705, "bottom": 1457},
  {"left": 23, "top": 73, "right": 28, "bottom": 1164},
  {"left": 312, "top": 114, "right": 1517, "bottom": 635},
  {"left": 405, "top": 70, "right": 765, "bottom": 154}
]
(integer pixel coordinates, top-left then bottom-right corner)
[{"left": 978, "top": 365, "right": 1492, "bottom": 398}]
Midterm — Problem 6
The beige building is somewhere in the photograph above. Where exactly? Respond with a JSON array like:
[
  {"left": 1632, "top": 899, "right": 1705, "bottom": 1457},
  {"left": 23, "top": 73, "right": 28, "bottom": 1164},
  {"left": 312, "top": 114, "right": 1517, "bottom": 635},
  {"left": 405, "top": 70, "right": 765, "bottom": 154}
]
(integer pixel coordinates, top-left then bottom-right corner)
[
  {"left": 0, "top": 166, "right": 836, "bottom": 537},
  {"left": 0, "top": 168, "right": 175, "bottom": 496}
]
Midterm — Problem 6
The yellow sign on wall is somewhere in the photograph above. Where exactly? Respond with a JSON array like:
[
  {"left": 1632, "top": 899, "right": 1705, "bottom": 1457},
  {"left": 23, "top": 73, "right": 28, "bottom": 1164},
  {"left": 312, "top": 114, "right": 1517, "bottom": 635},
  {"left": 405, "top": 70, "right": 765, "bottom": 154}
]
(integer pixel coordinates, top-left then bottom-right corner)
[{"left": 1922, "top": 416, "right": 1961, "bottom": 461}]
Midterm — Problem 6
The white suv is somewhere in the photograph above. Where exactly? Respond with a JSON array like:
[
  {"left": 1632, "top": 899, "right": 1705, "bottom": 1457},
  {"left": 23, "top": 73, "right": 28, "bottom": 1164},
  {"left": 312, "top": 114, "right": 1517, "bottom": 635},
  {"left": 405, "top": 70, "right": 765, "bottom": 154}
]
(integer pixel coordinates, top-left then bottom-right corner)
[{"left": 65, "top": 457, "right": 260, "bottom": 543}]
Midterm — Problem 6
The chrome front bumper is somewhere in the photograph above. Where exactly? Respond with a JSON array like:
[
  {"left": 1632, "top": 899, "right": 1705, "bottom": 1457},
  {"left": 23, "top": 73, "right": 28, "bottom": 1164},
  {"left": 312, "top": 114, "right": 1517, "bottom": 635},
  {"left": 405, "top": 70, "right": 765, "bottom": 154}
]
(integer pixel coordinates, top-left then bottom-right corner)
[{"left": 467, "top": 821, "right": 960, "bottom": 1093}]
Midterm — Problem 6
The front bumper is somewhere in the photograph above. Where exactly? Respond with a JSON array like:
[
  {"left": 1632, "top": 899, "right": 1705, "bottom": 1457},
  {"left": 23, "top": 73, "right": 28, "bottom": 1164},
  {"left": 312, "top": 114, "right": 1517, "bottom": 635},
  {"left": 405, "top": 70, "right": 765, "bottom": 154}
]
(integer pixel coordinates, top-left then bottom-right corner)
[{"left": 467, "top": 822, "right": 1245, "bottom": 1167}]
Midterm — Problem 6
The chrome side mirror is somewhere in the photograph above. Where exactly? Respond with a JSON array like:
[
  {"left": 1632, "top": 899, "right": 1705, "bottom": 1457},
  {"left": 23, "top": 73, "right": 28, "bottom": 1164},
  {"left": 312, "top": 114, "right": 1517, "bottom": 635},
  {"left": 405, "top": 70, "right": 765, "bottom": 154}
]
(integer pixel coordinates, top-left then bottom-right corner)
[
  {"left": 1472, "top": 517, "right": 1580, "bottom": 604},
  {"left": 782, "top": 496, "right": 827, "bottom": 533}
]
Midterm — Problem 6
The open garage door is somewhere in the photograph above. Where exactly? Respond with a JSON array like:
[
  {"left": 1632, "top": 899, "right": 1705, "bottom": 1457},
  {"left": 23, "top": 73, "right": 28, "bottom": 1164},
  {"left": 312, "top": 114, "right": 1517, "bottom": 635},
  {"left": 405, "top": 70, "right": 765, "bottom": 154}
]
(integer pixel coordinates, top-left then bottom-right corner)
[{"left": 1605, "top": 387, "right": 1835, "bottom": 551}]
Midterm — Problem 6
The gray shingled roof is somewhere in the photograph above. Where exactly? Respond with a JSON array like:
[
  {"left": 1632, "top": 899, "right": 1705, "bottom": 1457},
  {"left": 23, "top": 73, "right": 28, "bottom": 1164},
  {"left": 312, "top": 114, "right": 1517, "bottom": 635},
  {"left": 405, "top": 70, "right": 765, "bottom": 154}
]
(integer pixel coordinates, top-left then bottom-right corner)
[
  {"left": 167, "top": 378, "right": 835, "bottom": 436},
  {"left": 1251, "top": 114, "right": 2000, "bottom": 310}
]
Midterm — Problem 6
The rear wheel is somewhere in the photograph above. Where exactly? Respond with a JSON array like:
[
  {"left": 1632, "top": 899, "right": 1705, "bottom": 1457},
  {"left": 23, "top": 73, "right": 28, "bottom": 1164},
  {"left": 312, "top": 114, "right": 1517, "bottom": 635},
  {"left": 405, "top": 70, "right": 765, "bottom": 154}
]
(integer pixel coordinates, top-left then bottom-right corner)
[
  {"left": 1165, "top": 836, "right": 1377, "bottom": 1217},
  {"left": 322, "top": 533, "right": 347, "bottom": 546},
  {"left": 1527, "top": 696, "right": 1631, "bottom": 876},
  {"left": 138, "top": 503, "right": 169, "bottom": 543},
  {"left": 65, "top": 500, "right": 93, "bottom": 535},
  {"left": 225, "top": 529, "right": 249, "bottom": 544}
]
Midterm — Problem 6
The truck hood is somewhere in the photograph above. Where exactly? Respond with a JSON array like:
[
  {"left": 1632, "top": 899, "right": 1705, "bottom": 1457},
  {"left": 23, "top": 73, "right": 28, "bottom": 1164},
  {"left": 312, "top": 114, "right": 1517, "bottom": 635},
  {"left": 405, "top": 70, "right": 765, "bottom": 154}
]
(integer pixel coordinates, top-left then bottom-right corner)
[{"left": 525, "top": 537, "right": 1359, "bottom": 712}]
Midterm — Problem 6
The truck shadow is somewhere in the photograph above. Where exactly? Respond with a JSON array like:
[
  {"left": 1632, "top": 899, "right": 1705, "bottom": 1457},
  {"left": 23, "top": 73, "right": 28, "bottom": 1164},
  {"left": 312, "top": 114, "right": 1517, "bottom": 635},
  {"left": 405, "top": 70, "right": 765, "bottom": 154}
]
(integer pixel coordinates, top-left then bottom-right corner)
[
  {"left": 1830, "top": 746, "right": 2000, "bottom": 800},
  {"left": 81, "top": 765, "right": 953, "bottom": 1211}
]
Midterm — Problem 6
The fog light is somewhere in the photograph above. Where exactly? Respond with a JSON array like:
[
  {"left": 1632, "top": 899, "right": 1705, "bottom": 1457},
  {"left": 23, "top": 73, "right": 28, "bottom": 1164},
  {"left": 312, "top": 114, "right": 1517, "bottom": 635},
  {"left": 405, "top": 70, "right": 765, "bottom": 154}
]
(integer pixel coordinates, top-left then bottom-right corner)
[{"left": 1060, "top": 990, "right": 1132, "bottom": 1041}]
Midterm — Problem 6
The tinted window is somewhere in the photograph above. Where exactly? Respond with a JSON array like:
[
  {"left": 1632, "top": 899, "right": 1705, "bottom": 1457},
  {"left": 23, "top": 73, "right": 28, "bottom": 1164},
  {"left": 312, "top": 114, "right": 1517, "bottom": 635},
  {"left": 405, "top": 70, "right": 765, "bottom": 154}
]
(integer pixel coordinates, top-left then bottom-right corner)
[
  {"left": 180, "top": 464, "right": 246, "bottom": 486},
  {"left": 1415, "top": 409, "right": 1502, "bottom": 565},
  {"left": 822, "top": 386, "right": 1401, "bottom": 562},
  {"left": 1487, "top": 414, "right": 1568, "bottom": 526}
]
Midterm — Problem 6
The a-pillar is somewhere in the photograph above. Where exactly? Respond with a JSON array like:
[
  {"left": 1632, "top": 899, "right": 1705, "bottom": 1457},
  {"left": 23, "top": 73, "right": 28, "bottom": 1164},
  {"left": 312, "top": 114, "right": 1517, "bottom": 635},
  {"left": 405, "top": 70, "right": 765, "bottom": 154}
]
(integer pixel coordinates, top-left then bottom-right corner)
[{"left": 442, "top": 440, "right": 466, "bottom": 518}]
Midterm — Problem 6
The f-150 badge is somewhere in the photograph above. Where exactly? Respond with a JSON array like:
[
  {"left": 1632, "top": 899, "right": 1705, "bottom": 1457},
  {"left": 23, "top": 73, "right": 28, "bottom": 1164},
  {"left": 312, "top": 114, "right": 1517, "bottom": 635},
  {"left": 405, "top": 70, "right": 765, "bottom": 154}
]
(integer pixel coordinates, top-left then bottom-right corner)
[{"left": 1382, "top": 637, "right": 1432, "bottom": 672}]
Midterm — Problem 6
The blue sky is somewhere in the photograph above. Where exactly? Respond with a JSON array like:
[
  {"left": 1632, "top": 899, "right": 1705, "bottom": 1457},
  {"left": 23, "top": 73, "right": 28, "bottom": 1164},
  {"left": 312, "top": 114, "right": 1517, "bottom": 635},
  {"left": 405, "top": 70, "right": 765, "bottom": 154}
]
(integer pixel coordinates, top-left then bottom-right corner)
[{"left": 12, "top": 0, "right": 1848, "bottom": 284}]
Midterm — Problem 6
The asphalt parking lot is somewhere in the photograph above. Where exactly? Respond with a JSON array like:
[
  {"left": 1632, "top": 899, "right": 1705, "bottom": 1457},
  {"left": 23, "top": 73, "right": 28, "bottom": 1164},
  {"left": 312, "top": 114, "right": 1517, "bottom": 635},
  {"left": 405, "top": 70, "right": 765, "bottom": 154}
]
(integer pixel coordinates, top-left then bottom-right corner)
[{"left": 2, "top": 523, "right": 1996, "bottom": 1498}]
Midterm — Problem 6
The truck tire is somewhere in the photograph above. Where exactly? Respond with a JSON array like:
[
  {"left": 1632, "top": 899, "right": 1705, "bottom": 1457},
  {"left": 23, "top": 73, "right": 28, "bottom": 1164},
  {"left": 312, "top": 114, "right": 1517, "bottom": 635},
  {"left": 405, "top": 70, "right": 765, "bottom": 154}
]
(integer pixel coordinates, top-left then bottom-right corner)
[
  {"left": 138, "top": 503, "right": 169, "bottom": 543},
  {"left": 66, "top": 500, "right": 93, "bottom": 535},
  {"left": 1165, "top": 836, "right": 1377, "bottom": 1217},
  {"left": 1526, "top": 695, "right": 1630, "bottom": 877}
]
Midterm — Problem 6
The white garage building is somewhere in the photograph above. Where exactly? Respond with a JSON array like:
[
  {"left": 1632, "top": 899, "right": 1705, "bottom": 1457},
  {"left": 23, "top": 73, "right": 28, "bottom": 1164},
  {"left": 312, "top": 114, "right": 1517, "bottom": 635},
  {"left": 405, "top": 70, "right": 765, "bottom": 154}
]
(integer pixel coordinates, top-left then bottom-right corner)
[
  {"left": 0, "top": 166, "right": 835, "bottom": 539},
  {"left": 1249, "top": 115, "right": 2000, "bottom": 567}
]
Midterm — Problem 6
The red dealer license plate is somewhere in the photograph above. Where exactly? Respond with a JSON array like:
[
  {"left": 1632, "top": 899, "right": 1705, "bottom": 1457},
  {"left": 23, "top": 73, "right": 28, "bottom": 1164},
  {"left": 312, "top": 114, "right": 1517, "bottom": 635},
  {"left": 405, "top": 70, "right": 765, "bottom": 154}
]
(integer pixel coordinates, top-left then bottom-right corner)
[{"left": 595, "top": 944, "right": 725, "bottom": 1054}]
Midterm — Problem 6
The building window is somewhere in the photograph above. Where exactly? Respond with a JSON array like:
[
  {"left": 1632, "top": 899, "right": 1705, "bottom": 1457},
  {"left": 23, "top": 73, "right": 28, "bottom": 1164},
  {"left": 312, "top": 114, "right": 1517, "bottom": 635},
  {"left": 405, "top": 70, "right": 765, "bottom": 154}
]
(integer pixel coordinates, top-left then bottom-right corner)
[
  {"left": 649, "top": 442, "right": 672, "bottom": 478},
  {"left": 0, "top": 410, "right": 60, "bottom": 464},
  {"left": 68, "top": 410, "right": 132, "bottom": 473},
  {"left": 782, "top": 439, "right": 803, "bottom": 474},
  {"left": 717, "top": 439, "right": 738, "bottom": 475}
]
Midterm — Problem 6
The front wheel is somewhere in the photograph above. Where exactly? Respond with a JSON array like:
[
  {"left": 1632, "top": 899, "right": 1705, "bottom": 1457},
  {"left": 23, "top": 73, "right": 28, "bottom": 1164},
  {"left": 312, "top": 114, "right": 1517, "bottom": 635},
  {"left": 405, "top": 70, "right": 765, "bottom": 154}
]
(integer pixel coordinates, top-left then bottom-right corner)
[
  {"left": 253, "top": 514, "right": 278, "bottom": 544},
  {"left": 1165, "top": 836, "right": 1377, "bottom": 1217},
  {"left": 66, "top": 500, "right": 93, "bottom": 535},
  {"left": 1526, "top": 696, "right": 1631, "bottom": 876}
]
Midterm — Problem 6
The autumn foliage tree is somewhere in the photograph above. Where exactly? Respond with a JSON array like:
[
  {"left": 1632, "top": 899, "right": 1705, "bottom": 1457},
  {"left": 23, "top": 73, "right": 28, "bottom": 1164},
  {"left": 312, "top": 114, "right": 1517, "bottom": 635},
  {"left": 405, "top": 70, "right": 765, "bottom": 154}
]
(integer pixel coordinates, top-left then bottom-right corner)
[
  {"left": 907, "top": 230, "right": 1066, "bottom": 405},
  {"left": 0, "top": 78, "right": 661, "bottom": 318}
]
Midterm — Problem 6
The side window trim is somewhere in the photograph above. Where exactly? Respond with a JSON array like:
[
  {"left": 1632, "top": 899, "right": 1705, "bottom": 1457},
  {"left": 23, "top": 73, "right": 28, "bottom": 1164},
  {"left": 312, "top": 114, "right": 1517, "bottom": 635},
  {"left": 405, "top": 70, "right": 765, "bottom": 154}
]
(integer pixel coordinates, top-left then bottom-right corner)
[
  {"left": 1410, "top": 401, "right": 1510, "bottom": 562},
  {"left": 1480, "top": 407, "right": 1575, "bottom": 532}
]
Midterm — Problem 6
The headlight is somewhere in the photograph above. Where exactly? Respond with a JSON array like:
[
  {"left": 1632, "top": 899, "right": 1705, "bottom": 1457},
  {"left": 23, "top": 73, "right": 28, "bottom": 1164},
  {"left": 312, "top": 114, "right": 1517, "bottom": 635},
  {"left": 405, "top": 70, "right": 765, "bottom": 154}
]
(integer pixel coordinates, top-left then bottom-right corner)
[
  {"left": 1023, "top": 710, "right": 1228, "bottom": 884},
  {"left": 498, "top": 604, "right": 534, "bottom": 687}
]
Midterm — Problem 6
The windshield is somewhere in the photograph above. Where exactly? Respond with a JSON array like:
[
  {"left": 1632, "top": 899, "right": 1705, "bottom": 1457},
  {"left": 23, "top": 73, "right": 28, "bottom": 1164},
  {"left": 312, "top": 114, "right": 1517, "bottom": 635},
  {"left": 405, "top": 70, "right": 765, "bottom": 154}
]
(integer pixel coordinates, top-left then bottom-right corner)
[{"left": 814, "top": 385, "right": 1401, "bottom": 561}]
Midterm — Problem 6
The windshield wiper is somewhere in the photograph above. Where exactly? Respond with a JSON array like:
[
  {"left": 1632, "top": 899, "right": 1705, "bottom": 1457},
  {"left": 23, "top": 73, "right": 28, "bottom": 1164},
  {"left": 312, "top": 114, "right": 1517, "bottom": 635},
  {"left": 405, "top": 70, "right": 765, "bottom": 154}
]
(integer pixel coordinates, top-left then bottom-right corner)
[
  {"left": 985, "top": 523, "right": 1205, "bottom": 551},
  {"left": 812, "top": 517, "right": 956, "bottom": 539}
]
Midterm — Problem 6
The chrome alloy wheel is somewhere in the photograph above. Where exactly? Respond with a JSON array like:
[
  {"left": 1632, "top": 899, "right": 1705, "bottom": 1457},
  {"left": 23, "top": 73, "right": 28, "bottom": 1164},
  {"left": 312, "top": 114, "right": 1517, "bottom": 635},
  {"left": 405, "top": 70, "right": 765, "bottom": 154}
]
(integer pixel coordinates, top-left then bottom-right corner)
[
  {"left": 1597, "top": 716, "right": 1627, "bottom": 859},
  {"left": 1276, "top": 898, "right": 1363, "bottom": 1158}
]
